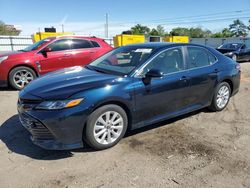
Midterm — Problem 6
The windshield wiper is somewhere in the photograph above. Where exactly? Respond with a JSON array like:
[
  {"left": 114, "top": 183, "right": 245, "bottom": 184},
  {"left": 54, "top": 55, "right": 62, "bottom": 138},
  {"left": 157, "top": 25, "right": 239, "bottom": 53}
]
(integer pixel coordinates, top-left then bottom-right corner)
[{"left": 85, "top": 65, "right": 107, "bottom": 74}]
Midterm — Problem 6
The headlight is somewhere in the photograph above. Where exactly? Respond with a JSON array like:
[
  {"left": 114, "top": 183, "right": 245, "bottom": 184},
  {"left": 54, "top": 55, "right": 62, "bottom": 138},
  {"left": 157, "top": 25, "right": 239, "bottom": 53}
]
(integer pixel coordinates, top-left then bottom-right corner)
[
  {"left": 225, "top": 52, "right": 233, "bottom": 56},
  {"left": 0, "top": 56, "right": 8, "bottom": 64},
  {"left": 35, "top": 98, "right": 84, "bottom": 110}
]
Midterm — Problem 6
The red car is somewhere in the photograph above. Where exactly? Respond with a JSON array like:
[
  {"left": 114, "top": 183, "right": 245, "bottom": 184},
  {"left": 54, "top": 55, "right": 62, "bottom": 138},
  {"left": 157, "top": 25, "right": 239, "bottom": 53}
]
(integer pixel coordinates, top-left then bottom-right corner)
[{"left": 0, "top": 36, "right": 113, "bottom": 89}]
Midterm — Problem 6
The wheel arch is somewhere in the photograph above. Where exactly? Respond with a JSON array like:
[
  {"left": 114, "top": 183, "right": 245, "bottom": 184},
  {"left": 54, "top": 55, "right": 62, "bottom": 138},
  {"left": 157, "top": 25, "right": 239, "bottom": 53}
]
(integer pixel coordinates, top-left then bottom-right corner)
[
  {"left": 89, "top": 100, "right": 133, "bottom": 132},
  {"left": 8, "top": 64, "right": 38, "bottom": 79},
  {"left": 221, "top": 79, "right": 233, "bottom": 96}
]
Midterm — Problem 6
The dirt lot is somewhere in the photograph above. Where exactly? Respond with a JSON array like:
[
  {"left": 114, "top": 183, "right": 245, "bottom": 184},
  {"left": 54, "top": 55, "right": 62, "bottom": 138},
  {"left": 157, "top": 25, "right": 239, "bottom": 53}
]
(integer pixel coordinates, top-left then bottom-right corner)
[{"left": 0, "top": 63, "right": 250, "bottom": 188}]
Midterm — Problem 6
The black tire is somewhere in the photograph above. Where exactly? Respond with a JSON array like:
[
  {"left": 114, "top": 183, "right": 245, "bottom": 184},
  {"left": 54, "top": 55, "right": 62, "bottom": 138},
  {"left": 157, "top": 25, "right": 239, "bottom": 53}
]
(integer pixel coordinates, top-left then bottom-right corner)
[
  {"left": 84, "top": 104, "right": 128, "bottom": 150},
  {"left": 9, "top": 66, "right": 37, "bottom": 90},
  {"left": 208, "top": 82, "right": 231, "bottom": 112}
]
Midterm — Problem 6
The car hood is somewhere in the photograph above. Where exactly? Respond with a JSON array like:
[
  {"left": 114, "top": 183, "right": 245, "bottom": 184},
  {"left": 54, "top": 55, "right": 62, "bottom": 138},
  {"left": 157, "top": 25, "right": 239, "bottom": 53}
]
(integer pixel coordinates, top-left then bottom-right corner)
[
  {"left": 216, "top": 48, "right": 237, "bottom": 54},
  {"left": 19, "top": 66, "right": 119, "bottom": 100}
]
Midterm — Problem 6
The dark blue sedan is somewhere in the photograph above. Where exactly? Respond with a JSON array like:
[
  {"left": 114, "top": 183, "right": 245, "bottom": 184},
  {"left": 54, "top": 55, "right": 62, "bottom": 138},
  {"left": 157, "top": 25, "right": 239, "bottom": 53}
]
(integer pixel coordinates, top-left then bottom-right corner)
[{"left": 18, "top": 43, "right": 241, "bottom": 150}]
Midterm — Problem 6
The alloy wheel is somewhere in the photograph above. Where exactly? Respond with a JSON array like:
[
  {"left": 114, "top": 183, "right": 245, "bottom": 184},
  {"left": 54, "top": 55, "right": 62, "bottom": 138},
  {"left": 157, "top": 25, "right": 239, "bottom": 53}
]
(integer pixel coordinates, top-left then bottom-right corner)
[
  {"left": 216, "top": 85, "right": 230, "bottom": 109},
  {"left": 93, "top": 111, "right": 124, "bottom": 145},
  {"left": 13, "top": 70, "right": 34, "bottom": 88}
]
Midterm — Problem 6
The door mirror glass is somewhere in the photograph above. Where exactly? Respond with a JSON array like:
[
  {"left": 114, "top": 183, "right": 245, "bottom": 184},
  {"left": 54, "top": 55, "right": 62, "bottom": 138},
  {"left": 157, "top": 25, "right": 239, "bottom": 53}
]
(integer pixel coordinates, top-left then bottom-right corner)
[
  {"left": 145, "top": 69, "right": 163, "bottom": 78},
  {"left": 43, "top": 47, "right": 52, "bottom": 53}
]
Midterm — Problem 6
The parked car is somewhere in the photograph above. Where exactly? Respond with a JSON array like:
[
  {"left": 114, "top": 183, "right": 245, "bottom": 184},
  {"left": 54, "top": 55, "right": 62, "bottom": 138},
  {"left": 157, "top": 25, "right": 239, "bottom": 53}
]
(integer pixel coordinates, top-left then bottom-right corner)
[
  {"left": 216, "top": 43, "right": 250, "bottom": 62},
  {"left": 0, "top": 36, "right": 113, "bottom": 90},
  {"left": 18, "top": 43, "right": 241, "bottom": 150}
]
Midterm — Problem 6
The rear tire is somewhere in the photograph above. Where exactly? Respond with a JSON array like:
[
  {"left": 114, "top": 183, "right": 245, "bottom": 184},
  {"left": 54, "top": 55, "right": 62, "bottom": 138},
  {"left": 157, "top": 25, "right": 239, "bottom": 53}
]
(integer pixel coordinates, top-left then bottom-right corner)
[
  {"left": 209, "top": 82, "right": 231, "bottom": 112},
  {"left": 84, "top": 104, "right": 128, "bottom": 150},
  {"left": 9, "top": 66, "right": 37, "bottom": 90}
]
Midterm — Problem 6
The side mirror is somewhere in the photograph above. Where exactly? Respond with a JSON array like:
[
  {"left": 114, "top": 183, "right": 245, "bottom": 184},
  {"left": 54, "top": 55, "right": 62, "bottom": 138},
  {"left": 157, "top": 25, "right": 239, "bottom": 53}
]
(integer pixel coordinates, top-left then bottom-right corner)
[
  {"left": 143, "top": 69, "right": 163, "bottom": 85},
  {"left": 41, "top": 47, "right": 52, "bottom": 56},
  {"left": 145, "top": 69, "right": 163, "bottom": 78}
]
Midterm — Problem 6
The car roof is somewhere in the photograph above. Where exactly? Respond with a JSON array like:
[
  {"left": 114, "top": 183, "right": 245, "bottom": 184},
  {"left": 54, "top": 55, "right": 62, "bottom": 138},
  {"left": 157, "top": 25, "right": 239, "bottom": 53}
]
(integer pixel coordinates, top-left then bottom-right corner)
[
  {"left": 222, "top": 42, "right": 244, "bottom": 45},
  {"left": 124, "top": 42, "right": 209, "bottom": 50},
  {"left": 55, "top": 35, "right": 103, "bottom": 41}
]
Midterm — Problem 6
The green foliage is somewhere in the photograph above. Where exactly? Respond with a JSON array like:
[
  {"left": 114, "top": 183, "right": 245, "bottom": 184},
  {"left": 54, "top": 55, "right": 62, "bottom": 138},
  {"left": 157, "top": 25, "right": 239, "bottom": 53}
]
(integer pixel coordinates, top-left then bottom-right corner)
[
  {"left": 129, "top": 19, "right": 249, "bottom": 38},
  {"left": 131, "top": 24, "right": 150, "bottom": 35},
  {"left": 229, "top": 19, "right": 248, "bottom": 37},
  {"left": 169, "top": 27, "right": 211, "bottom": 38},
  {"left": 149, "top": 28, "right": 159, "bottom": 36},
  {"left": 210, "top": 28, "right": 234, "bottom": 38},
  {"left": 156, "top": 25, "right": 166, "bottom": 36},
  {"left": 170, "top": 27, "right": 190, "bottom": 36},
  {"left": 0, "top": 20, "right": 21, "bottom": 36}
]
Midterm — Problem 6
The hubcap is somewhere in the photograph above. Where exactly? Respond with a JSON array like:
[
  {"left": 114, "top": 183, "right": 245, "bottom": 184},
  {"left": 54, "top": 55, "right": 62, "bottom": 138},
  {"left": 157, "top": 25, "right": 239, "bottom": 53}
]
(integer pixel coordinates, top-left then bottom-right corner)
[
  {"left": 13, "top": 70, "right": 34, "bottom": 88},
  {"left": 216, "top": 85, "right": 230, "bottom": 109},
  {"left": 94, "top": 111, "right": 124, "bottom": 145}
]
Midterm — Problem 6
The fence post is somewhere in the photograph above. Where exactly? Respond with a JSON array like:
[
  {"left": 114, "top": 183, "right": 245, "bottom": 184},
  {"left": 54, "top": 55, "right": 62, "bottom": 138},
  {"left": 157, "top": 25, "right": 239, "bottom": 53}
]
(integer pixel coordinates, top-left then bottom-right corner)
[{"left": 9, "top": 36, "right": 14, "bottom": 51}]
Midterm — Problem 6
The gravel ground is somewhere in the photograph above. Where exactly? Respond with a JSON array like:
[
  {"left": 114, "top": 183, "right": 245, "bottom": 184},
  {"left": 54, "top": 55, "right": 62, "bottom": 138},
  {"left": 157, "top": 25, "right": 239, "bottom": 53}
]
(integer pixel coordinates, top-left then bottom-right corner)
[{"left": 0, "top": 63, "right": 250, "bottom": 188}]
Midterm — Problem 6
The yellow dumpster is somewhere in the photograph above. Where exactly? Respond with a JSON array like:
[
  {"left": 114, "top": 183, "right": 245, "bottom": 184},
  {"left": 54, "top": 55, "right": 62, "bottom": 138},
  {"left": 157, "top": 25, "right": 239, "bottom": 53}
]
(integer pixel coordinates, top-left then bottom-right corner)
[
  {"left": 113, "top": 34, "right": 145, "bottom": 47},
  {"left": 163, "top": 36, "right": 189, "bottom": 43},
  {"left": 32, "top": 32, "right": 74, "bottom": 42}
]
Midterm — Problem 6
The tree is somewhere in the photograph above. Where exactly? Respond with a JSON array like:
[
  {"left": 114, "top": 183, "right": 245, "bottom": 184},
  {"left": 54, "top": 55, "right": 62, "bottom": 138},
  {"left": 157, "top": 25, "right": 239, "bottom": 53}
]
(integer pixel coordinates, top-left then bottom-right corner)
[
  {"left": 149, "top": 28, "right": 159, "bottom": 36},
  {"left": 156, "top": 25, "right": 165, "bottom": 36},
  {"left": 0, "top": 20, "right": 21, "bottom": 36},
  {"left": 221, "top": 28, "right": 233, "bottom": 37},
  {"left": 189, "top": 27, "right": 211, "bottom": 38},
  {"left": 169, "top": 27, "right": 211, "bottom": 38},
  {"left": 210, "top": 28, "right": 233, "bottom": 38},
  {"left": 229, "top": 19, "right": 248, "bottom": 37},
  {"left": 170, "top": 27, "right": 190, "bottom": 36},
  {"left": 131, "top": 24, "right": 150, "bottom": 35}
]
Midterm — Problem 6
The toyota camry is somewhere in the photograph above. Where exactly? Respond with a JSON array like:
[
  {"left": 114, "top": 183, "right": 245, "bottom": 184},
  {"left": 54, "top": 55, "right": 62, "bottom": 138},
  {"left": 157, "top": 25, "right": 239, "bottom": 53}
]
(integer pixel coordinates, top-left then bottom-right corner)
[{"left": 17, "top": 43, "right": 241, "bottom": 150}]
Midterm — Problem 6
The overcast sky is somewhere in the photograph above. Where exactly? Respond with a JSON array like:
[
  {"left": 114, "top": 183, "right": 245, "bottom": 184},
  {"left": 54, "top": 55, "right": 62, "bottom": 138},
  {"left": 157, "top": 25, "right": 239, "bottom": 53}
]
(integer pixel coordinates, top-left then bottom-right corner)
[{"left": 0, "top": 0, "right": 250, "bottom": 37}]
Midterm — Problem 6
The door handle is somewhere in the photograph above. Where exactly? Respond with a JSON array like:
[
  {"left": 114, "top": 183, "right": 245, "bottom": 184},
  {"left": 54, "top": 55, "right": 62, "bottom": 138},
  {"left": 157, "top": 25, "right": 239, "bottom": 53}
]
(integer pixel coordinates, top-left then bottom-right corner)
[
  {"left": 214, "top": 69, "right": 219, "bottom": 73},
  {"left": 89, "top": 51, "right": 95, "bottom": 54},
  {"left": 179, "top": 76, "right": 189, "bottom": 81},
  {"left": 64, "top": 54, "right": 72, "bottom": 57}
]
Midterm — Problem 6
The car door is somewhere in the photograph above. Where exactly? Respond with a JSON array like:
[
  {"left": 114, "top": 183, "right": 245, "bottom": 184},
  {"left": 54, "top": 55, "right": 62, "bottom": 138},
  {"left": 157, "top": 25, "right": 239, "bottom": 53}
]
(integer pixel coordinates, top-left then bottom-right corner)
[
  {"left": 133, "top": 47, "right": 190, "bottom": 126},
  {"left": 239, "top": 44, "right": 250, "bottom": 61},
  {"left": 37, "top": 39, "right": 74, "bottom": 75},
  {"left": 71, "top": 39, "right": 97, "bottom": 66},
  {"left": 185, "top": 46, "right": 219, "bottom": 108}
]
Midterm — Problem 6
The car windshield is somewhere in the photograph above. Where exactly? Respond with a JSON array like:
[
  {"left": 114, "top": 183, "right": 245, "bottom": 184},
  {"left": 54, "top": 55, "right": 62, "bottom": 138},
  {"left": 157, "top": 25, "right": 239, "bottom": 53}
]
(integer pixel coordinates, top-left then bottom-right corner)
[
  {"left": 218, "top": 43, "right": 242, "bottom": 50},
  {"left": 21, "top": 38, "right": 53, "bottom": 52},
  {"left": 88, "top": 46, "right": 154, "bottom": 75}
]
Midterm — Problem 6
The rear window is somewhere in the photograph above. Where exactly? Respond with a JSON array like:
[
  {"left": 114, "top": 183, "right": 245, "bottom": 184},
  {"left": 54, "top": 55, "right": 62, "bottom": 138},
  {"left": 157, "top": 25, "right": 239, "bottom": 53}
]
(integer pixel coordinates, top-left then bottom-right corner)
[
  {"left": 91, "top": 41, "right": 100, "bottom": 47},
  {"left": 71, "top": 39, "right": 93, "bottom": 49},
  {"left": 187, "top": 47, "right": 216, "bottom": 68}
]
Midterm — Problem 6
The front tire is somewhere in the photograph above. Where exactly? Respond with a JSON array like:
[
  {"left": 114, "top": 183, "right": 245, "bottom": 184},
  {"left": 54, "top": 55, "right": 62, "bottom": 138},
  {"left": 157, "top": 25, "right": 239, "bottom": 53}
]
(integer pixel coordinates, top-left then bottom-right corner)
[
  {"left": 9, "top": 66, "right": 36, "bottom": 90},
  {"left": 84, "top": 104, "right": 128, "bottom": 150},
  {"left": 209, "top": 82, "right": 231, "bottom": 111}
]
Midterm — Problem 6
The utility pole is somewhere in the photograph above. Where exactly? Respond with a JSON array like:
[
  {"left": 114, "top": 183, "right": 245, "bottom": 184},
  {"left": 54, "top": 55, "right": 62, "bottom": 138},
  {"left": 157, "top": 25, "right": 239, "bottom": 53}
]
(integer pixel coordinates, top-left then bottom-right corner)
[
  {"left": 62, "top": 24, "right": 64, "bottom": 33},
  {"left": 105, "top": 13, "right": 109, "bottom": 38}
]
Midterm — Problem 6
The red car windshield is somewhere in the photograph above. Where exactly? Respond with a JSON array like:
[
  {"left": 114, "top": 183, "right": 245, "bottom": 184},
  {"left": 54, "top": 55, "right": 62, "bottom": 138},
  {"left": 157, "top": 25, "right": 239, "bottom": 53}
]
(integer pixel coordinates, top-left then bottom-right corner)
[{"left": 21, "top": 38, "right": 54, "bottom": 52}]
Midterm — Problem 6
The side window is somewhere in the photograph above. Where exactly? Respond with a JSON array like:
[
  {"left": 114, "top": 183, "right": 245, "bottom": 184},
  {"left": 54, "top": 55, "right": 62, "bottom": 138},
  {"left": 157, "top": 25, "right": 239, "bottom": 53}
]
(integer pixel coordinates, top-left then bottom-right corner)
[
  {"left": 208, "top": 51, "right": 217, "bottom": 64},
  {"left": 91, "top": 41, "right": 100, "bottom": 47},
  {"left": 241, "top": 45, "right": 246, "bottom": 50},
  {"left": 47, "top": 39, "right": 72, "bottom": 52},
  {"left": 187, "top": 47, "right": 211, "bottom": 68},
  {"left": 144, "top": 48, "right": 184, "bottom": 75},
  {"left": 71, "top": 39, "right": 93, "bottom": 49}
]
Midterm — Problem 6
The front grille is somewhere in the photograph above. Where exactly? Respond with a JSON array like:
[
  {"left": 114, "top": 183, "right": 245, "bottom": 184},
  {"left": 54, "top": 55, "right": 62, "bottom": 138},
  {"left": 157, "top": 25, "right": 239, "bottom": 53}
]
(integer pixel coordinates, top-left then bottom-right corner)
[
  {"left": 18, "top": 98, "right": 42, "bottom": 111},
  {"left": 19, "top": 112, "right": 54, "bottom": 140}
]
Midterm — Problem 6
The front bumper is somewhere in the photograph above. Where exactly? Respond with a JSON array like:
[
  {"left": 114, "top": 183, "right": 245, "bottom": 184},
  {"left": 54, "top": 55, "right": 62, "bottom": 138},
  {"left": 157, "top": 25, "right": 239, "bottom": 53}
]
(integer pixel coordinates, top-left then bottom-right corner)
[
  {"left": 0, "top": 80, "right": 8, "bottom": 87},
  {"left": 18, "top": 104, "right": 89, "bottom": 150}
]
